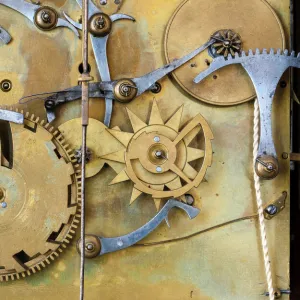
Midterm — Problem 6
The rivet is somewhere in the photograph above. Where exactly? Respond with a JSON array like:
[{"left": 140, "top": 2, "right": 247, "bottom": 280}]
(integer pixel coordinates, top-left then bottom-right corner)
[{"left": 156, "top": 166, "right": 162, "bottom": 172}]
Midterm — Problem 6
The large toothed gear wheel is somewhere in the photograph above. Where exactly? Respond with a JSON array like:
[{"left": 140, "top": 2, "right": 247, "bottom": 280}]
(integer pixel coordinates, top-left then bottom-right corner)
[
  {"left": 102, "top": 101, "right": 213, "bottom": 210},
  {"left": 0, "top": 112, "right": 80, "bottom": 281}
]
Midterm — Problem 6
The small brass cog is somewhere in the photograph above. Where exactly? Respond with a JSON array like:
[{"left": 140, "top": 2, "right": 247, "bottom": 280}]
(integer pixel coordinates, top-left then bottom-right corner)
[
  {"left": 58, "top": 118, "right": 125, "bottom": 178},
  {"left": 102, "top": 100, "right": 213, "bottom": 210},
  {"left": 209, "top": 29, "right": 242, "bottom": 58},
  {"left": 0, "top": 111, "right": 80, "bottom": 281}
]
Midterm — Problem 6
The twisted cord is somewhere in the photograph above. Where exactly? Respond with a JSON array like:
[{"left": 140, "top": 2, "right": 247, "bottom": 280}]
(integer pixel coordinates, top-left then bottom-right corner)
[{"left": 253, "top": 99, "right": 275, "bottom": 300}]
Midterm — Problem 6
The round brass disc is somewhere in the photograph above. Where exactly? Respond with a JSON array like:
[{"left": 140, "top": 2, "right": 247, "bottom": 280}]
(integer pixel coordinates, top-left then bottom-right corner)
[
  {"left": 0, "top": 113, "right": 79, "bottom": 281},
  {"left": 58, "top": 118, "right": 123, "bottom": 178},
  {"left": 164, "top": 0, "right": 285, "bottom": 105}
]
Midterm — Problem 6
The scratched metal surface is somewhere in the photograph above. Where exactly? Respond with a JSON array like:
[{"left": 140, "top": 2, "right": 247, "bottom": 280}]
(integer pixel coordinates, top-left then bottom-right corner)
[{"left": 0, "top": 0, "right": 290, "bottom": 299}]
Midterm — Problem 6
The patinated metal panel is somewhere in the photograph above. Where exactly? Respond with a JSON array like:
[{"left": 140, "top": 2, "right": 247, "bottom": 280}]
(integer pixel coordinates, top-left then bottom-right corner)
[{"left": 0, "top": 0, "right": 291, "bottom": 299}]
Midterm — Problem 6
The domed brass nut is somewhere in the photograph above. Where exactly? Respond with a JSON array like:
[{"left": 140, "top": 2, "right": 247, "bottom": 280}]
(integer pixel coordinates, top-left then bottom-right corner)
[
  {"left": 88, "top": 13, "right": 112, "bottom": 37},
  {"left": 77, "top": 234, "right": 101, "bottom": 259},
  {"left": 34, "top": 6, "right": 58, "bottom": 31},
  {"left": 255, "top": 155, "right": 279, "bottom": 180},
  {"left": 113, "top": 79, "right": 138, "bottom": 102}
]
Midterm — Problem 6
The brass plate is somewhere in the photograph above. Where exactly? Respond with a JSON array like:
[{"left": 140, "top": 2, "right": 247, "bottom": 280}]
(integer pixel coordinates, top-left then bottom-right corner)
[
  {"left": 164, "top": 0, "right": 285, "bottom": 105},
  {"left": 0, "top": 0, "right": 291, "bottom": 299}
]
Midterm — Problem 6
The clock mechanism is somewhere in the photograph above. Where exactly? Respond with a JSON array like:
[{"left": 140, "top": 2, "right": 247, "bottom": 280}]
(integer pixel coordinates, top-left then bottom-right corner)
[{"left": 0, "top": 0, "right": 294, "bottom": 299}]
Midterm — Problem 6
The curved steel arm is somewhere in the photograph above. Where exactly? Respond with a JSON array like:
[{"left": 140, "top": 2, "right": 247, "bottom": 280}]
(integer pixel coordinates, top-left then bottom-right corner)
[
  {"left": 97, "top": 199, "right": 200, "bottom": 255},
  {"left": 0, "top": 25, "right": 12, "bottom": 44},
  {"left": 194, "top": 49, "right": 300, "bottom": 158},
  {"left": 0, "top": 0, "right": 79, "bottom": 37}
]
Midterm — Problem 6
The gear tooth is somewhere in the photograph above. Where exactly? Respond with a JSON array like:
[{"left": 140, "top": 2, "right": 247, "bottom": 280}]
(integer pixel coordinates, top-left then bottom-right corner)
[
  {"left": 248, "top": 49, "right": 254, "bottom": 56},
  {"left": 277, "top": 49, "right": 282, "bottom": 55},
  {"left": 26, "top": 270, "right": 31, "bottom": 276},
  {"left": 66, "top": 233, "right": 73, "bottom": 239},
  {"left": 25, "top": 112, "right": 30, "bottom": 118},
  {"left": 262, "top": 48, "right": 267, "bottom": 54},
  {"left": 255, "top": 48, "right": 260, "bottom": 55},
  {"left": 44, "top": 122, "right": 50, "bottom": 129},
  {"left": 270, "top": 48, "right": 275, "bottom": 54},
  {"left": 297, "top": 53, "right": 300, "bottom": 58},
  {"left": 227, "top": 54, "right": 233, "bottom": 60},
  {"left": 291, "top": 51, "right": 296, "bottom": 57},
  {"left": 53, "top": 130, "right": 59, "bottom": 137},
  {"left": 241, "top": 51, "right": 246, "bottom": 57},
  {"left": 30, "top": 114, "right": 35, "bottom": 121},
  {"left": 40, "top": 120, "right": 45, "bottom": 126},
  {"left": 9, "top": 274, "right": 14, "bottom": 281},
  {"left": 69, "top": 229, "right": 76, "bottom": 234},
  {"left": 284, "top": 49, "right": 289, "bottom": 56},
  {"left": 45, "top": 258, "right": 50, "bottom": 265},
  {"left": 40, "top": 261, "right": 46, "bottom": 268}
]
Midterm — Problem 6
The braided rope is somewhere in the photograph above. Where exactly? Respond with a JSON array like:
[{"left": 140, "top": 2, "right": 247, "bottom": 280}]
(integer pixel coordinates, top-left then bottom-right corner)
[{"left": 253, "top": 99, "right": 275, "bottom": 300}]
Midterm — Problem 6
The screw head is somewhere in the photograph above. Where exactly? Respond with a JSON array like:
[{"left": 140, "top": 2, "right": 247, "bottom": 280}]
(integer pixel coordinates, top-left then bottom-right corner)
[
  {"left": 156, "top": 166, "right": 162, "bottom": 173},
  {"left": 154, "top": 136, "right": 160, "bottom": 142},
  {"left": 1, "top": 202, "right": 7, "bottom": 208},
  {"left": 45, "top": 100, "right": 55, "bottom": 110},
  {"left": 85, "top": 243, "right": 95, "bottom": 252},
  {"left": 265, "top": 204, "right": 278, "bottom": 216},
  {"left": 1, "top": 80, "right": 12, "bottom": 92}
]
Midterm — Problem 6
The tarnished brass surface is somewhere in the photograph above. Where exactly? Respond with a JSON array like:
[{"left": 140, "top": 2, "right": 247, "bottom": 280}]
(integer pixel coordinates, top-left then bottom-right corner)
[
  {"left": 0, "top": 0, "right": 290, "bottom": 299},
  {"left": 164, "top": 0, "right": 285, "bottom": 105},
  {"left": 0, "top": 112, "right": 80, "bottom": 281}
]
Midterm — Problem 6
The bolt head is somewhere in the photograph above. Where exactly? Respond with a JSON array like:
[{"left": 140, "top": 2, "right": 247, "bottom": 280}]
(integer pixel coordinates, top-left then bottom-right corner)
[
  {"left": 265, "top": 205, "right": 278, "bottom": 216},
  {"left": 85, "top": 243, "right": 95, "bottom": 252}
]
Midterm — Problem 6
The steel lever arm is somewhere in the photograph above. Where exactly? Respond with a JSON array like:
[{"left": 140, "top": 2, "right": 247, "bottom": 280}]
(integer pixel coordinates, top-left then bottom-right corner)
[
  {"left": 0, "top": 25, "right": 12, "bottom": 44},
  {"left": 79, "top": 199, "right": 200, "bottom": 256},
  {"left": 194, "top": 49, "right": 300, "bottom": 159},
  {"left": 131, "top": 39, "right": 215, "bottom": 97},
  {"left": 68, "top": 0, "right": 135, "bottom": 126},
  {"left": 0, "top": 0, "right": 79, "bottom": 37}
]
